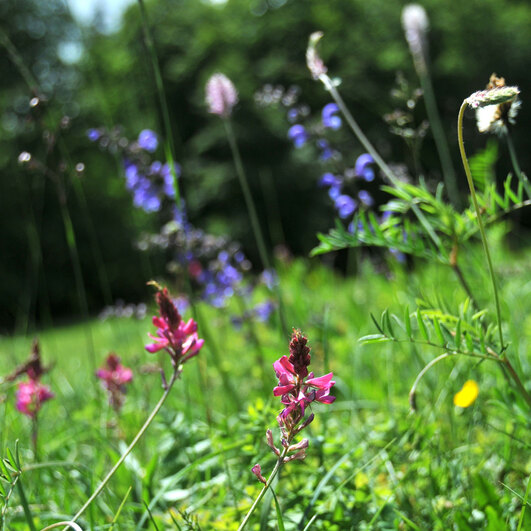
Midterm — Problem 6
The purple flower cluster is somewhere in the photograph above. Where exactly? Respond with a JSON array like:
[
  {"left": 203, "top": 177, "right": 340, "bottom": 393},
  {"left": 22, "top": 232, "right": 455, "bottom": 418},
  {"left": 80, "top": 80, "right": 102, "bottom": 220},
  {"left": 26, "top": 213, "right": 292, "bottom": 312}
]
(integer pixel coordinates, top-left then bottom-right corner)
[
  {"left": 318, "top": 154, "right": 376, "bottom": 221},
  {"left": 137, "top": 215, "right": 275, "bottom": 317},
  {"left": 87, "top": 127, "right": 177, "bottom": 213},
  {"left": 124, "top": 159, "right": 177, "bottom": 212}
]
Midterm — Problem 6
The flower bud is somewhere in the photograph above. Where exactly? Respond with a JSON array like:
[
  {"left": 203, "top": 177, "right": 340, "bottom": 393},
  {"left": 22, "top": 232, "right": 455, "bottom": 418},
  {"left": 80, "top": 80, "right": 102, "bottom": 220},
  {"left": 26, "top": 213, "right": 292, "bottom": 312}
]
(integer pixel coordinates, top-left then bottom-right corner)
[
  {"left": 306, "top": 32, "right": 327, "bottom": 80},
  {"left": 402, "top": 4, "right": 429, "bottom": 65},
  {"left": 205, "top": 73, "right": 238, "bottom": 117},
  {"left": 266, "top": 429, "right": 280, "bottom": 456},
  {"left": 251, "top": 464, "right": 267, "bottom": 484},
  {"left": 465, "top": 86, "right": 520, "bottom": 109}
]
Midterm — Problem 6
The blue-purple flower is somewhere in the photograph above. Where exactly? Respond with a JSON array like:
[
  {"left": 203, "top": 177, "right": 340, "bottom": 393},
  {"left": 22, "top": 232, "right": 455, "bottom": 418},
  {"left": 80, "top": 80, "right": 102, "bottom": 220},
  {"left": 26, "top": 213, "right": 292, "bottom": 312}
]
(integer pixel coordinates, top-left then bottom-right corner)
[
  {"left": 288, "top": 125, "right": 309, "bottom": 148},
  {"left": 335, "top": 195, "right": 357, "bottom": 218},
  {"left": 319, "top": 172, "right": 341, "bottom": 188},
  {"left": 317, "top": 138, "right": 334, "bottom": 160},
  {"left": 355, "top": 153, "right": 375, "bottom": 182},
  {"left": 87, "top": 129, "right": 101, "bottom": 142},
  {"left": 322, "top": 103, "right": 342, "bottom": 130},
  {"left": 358, "top": 190, "right": 374, "bottom": 206},
  {"left": 138, "top": 129, "right": 158, "bottom": 152}
]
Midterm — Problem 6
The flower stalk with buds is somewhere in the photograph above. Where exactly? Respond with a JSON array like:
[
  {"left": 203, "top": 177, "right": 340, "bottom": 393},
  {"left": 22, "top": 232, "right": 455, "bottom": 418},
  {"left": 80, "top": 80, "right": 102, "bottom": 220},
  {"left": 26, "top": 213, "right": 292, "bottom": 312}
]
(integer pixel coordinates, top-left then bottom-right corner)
[
  {"left": 96, "top": 354, "right": 133, "bottom": 412},
  {"left": 239, "top": 330, "right": 335, "bottom": 530},
  {"left": 61, "top": 285, "right": 204, "bottom": 527},
  {"left": 5, "top": 340, "right": 53, "bottom": 459}
]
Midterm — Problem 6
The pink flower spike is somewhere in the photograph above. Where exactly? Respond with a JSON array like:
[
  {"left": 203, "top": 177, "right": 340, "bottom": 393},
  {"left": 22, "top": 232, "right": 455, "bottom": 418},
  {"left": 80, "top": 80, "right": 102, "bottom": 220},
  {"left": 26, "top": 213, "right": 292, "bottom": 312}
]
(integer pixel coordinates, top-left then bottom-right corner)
[
  {"left": 251, "top": 464, "right": 267, "bottom": 484},
  {"left": 145, "top": 287, "right": 205, "bottom": 367},
  {"left": 96, "top": 354, "right": 133, "bottom": 411},
  {"left": 16, "top": 379, "right": 54, "bottom": 418}
]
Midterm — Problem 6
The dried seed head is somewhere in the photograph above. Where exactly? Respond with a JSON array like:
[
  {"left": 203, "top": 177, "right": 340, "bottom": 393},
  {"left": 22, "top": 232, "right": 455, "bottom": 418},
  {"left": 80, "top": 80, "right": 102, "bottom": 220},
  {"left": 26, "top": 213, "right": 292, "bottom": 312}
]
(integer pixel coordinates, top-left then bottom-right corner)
[{"left": 471, "top": 74, "right": 521, "bottom": 136}]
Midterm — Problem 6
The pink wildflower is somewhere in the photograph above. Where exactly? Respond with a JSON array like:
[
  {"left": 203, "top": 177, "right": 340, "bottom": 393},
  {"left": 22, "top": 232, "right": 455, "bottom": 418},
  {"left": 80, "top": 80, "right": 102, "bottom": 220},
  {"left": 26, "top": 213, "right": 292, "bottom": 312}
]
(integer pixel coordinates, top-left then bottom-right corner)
[
  {"left": 205, "top": 73, "right": 238, "bottom": 117},
  {"left": 16, "top": 379, "right": 54, "bottom": 418},
  {"left": 145, "top": 287, "right": 204, "bottom": 367},
  {"left": 273, "top": 330, "right": 335, "bottom": 416},
  {"left": 96, "top": 353, "right": 133, "bottom": 411},
  {"left": 273, "top": 330, "right": 335, "bottom": 456}
]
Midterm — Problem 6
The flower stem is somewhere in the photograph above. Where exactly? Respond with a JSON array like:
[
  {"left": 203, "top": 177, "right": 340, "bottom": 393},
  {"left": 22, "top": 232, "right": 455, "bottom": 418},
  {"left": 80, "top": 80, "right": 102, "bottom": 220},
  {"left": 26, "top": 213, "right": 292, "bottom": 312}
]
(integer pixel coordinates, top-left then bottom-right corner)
[
  {"left": 502, "top": 357, "right": 531, "bottom": 410},
  {"left": 137, "top": 0, "right": 182, "bottom": 209},
  {"left": 321, "top": 74, "right": 448, "bottom": 259},
  {"left": 16, "top": 478, "right": 37, "bottom": 531},
  {"left": 237, "top": 447, "right": 289, "bottom": 531},
  {"left": 319, "top": 75, "right": 400, "bottom": 187},
  {"left": 457, "top": 102, "right": 504, "bottom": 350},
  {"left": 223, "top": 118, "right": 289, "bottom": 337},
  {"left": 67, "top": 368, "right": 179, "bottom": 525},
  {"left": 416, "top": 69, "right": 460, "bottom": 207},
  {"left": 409, "top": 352, "right": 452, "bottom": 411},
  {"left": 506, "top": 131, "right": 531, "bottom": 197}
]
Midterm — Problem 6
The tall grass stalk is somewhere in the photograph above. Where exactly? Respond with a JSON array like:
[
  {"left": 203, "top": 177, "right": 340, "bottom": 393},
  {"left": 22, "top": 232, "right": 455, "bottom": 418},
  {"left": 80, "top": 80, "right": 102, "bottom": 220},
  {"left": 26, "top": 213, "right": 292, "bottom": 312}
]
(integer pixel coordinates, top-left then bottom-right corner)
[
  {"left": 506, "top": 131, "right": 531, "bottom": 197},
  {"left": 137, "top": 0, "right": 182, "bottom": 207},
  {"left": 415, "top": 67, "right": 460, "bottom": 206},
  {"left": 136, "top": 0, "right": 242, "bottom": 409},
  {"left": 65, "top": 367, "right": 180, "bottom": 526},
  {"left": 223, "top": 118, "right": 289, "bottom": 338}
]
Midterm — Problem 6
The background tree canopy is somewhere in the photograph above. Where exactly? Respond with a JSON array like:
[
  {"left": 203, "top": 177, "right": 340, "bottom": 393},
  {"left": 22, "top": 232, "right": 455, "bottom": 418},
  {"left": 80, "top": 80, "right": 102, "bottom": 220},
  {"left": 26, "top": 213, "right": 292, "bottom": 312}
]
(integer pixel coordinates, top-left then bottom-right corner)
[{"left": 1, "top": 0, "right": 530, "bottom": 330}]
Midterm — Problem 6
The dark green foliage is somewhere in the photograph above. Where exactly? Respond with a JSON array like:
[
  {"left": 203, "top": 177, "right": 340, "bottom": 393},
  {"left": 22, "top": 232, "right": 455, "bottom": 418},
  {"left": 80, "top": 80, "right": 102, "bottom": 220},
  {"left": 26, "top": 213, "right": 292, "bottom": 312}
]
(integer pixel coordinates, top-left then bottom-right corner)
[{"left": 3, "top": 0, "right": 531, "bottom": 328}]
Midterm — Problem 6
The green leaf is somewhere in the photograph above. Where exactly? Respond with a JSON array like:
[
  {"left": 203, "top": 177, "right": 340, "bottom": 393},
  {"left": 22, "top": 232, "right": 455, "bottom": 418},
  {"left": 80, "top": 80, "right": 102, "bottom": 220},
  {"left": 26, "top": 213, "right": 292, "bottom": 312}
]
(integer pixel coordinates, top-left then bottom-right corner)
[
  {"left": 404, "top": 306, "right": 412, "bottom": 338},
  {"left": 370, "top": 313, "right": 385, "bottom": 335},
  {"left": 432, "top": 317, "right": 445, "bottom": 346},
  {"left": 417, "top": 310, "right": 429, "bottom": 341},
  {"left": 359, "top": 334, "right": 390, "bottom": 344},
  {"left": 0, "top": 460, "right": 12, "bottom": 482},
  {"left": 455, "top": 319, "right": 462, "bottom": 349},
  {"left": 271, "top": 488, "right": 285, "bottom": 531},
  {"left": 382, "top": 310, "right": 395, "bottom": 338}
]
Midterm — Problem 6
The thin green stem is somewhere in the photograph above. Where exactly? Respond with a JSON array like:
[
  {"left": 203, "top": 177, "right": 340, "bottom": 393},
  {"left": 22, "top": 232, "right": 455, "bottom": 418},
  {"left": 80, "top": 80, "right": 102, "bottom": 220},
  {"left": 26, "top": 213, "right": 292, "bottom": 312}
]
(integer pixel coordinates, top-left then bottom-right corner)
[
  {"left": 319, "top": 75, "right": 399, "bottom": 187},
  {"left": 320, "top": 74, "right": 448, "bottom": 261},
  {"left": 67, "top": 368, "right": 179, "bottom": 525},
  {"left": 409, "top": 352, "right": 452, "bottom": 411},
  {"left": 417, "top": 69, "right": 460, "bottom": 206},
  {"left": 457, "top": 102, "right": 504, "bottom": 350},
  {"left": 224, "top": 118, "right": 271, "bottom": 271},
  {"left": 506, "top": 131, "right": 531, "bottom": 197},
  {"left": 237, "top": 447, "right": 289, "bottom": 531},
  {"left": 16, "top": 478, "right": 37, "bottom": 531},
  {"left": 451, "top": 263, "right": 478, "bottom": 309},
  {"left": 137, "top": 0, "right": 182, "bottom": 209},
  {"left": 502, "top": 357, "right": 531, "bottom": 411},
  {"left": 224, "top": 118, "right": 289, "bottom": 337},
  {"left": 59, "top": 201, "right": 96, "bottom": 374}
]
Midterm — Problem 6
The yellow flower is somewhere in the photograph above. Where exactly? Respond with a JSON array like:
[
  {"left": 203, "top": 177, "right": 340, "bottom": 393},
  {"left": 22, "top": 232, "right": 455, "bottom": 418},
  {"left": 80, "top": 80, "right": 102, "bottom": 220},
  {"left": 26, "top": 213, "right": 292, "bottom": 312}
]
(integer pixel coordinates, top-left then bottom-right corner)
[{"left": 454, "top": 380, "right": 479, "bottom": 408}]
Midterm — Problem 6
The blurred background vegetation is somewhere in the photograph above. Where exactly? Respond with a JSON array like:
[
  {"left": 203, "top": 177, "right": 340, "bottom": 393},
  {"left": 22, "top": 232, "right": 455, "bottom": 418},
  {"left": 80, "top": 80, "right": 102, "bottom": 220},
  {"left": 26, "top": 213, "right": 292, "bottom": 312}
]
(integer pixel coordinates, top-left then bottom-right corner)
[{"left": 1, "top": 0, "right": 530, "bottom": 331}]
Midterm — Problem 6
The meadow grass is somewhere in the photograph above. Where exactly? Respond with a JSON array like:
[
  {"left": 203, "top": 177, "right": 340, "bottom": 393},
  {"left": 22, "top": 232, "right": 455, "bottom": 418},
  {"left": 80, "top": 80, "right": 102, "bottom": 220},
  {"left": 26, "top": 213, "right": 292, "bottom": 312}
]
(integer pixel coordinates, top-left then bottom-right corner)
[{"left": 1, "top": 239, "right": 530, "bottom": 529}]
